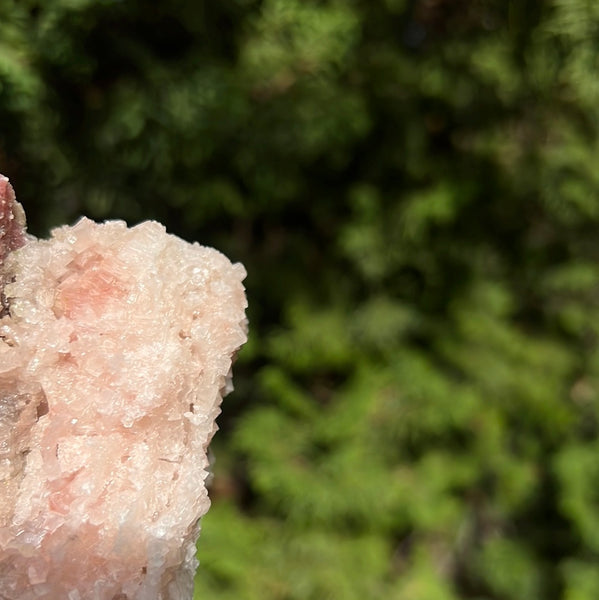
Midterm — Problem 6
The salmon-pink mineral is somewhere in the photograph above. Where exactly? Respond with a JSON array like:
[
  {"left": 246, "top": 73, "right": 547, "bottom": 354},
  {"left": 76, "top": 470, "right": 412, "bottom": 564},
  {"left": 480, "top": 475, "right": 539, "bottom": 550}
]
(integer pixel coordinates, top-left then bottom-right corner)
[{"left": 0, "top": 176, "right": 248, "bottom": 599}]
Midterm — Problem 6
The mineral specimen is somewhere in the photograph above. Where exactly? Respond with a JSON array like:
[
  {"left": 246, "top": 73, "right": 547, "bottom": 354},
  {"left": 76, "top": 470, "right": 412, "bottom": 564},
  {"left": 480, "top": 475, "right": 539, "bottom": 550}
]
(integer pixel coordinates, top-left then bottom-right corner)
[{"left": 0, "top": 175, "right": 248, "bottom": 599}]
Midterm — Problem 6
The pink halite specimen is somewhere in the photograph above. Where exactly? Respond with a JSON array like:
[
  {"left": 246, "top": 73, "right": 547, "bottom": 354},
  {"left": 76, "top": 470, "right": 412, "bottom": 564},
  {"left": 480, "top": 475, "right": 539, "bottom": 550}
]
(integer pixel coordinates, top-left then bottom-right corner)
[{"left": 0, "top": 175, "right": 248, "bottom": 599}]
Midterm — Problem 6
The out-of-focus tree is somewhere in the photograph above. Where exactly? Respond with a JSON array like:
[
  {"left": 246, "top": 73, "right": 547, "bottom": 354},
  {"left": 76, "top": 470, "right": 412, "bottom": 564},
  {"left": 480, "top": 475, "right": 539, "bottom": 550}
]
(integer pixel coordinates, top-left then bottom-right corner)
[{"left": 3, "top": 1, "right": 599, "bottom": 598}]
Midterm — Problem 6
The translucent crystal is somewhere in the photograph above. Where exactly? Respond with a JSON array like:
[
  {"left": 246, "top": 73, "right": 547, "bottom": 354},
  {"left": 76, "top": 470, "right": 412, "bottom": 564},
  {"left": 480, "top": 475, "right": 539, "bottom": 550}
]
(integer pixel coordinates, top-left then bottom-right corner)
[
  {"left": 0, "top": 178, "right": 247, "bottom": 599},
  {"left": 0, "top": 175, "right": 26, "bottom": 268}
]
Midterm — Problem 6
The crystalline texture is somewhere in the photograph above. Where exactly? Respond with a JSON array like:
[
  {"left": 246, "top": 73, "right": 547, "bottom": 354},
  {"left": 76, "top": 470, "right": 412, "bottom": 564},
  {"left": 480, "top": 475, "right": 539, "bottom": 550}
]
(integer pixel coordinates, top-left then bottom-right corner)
[
  {"left": 0, "top": 175, "right": 27, "bottom": 309},
  {"left": 0, "top": 175, "right": 26, "bottom": 266},
  {"left": 0, "top": 176, "right": 247, "bottom": 599}
]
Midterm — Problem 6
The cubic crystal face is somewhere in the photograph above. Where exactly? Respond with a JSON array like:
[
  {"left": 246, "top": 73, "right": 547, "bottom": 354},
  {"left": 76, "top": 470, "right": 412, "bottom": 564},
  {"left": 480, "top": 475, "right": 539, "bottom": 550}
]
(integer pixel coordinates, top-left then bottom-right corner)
[{"left": 0, "top": 189, "right": 247, "bottom": 599}]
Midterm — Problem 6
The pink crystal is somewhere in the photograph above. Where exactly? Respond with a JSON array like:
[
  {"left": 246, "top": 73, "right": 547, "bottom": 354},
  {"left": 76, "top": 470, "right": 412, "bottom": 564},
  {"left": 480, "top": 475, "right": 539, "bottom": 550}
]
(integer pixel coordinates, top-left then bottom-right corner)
[
  {"left": 0, "top": 175, "right": 27, "bottom": 305},
  {"left": 0, "top": 177, "right": 247, "bottom": 599},
  {"left": 0, "top": 175, "right": 26, "bottom": 267}
]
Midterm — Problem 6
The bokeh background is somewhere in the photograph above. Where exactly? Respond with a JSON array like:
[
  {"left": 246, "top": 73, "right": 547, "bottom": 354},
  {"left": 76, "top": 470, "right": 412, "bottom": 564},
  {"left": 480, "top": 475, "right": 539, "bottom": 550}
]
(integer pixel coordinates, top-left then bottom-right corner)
[{"left": 3, "top": 0, "right": 599, "bottom": 598}]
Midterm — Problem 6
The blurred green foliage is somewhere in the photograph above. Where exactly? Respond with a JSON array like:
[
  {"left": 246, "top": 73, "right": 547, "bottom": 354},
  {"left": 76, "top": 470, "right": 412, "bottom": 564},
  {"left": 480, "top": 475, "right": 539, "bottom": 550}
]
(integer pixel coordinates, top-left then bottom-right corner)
[{"left": 2, "top": 0, "right": 599, "bottom": 598}]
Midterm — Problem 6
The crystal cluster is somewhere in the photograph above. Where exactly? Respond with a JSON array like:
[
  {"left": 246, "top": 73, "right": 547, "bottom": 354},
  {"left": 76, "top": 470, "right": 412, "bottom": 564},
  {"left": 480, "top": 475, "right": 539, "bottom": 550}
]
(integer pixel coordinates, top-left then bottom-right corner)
[{"left": 0, "top": 175, "right": 248, "bottom": 599}]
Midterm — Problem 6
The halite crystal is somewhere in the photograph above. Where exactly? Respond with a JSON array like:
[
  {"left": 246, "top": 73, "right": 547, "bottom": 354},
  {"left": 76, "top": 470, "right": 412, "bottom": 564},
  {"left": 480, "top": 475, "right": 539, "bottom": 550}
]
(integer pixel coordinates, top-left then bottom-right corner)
[
  {"left": 0, "top": 176, "right": 26, "bottom": 267},
  {"left": 0, "top": 176, "right": 248, "bottom": 599}
]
